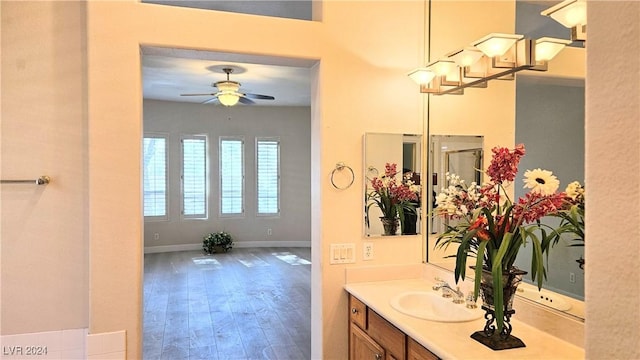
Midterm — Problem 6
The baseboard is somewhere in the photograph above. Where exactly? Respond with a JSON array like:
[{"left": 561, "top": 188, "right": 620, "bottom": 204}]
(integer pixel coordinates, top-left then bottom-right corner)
[{"left": 144, "top": 241, "right": 311, "bottom": 254}]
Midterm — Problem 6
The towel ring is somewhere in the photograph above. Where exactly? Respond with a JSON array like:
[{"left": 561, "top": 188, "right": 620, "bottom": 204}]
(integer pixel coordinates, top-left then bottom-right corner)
[{"left": 331, "top": 162, "right": 355, "bottom": 190}]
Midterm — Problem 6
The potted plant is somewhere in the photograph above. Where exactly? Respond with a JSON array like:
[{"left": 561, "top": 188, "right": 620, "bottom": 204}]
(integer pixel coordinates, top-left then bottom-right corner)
[
  {"left": 433, "top": 144, "right": 567, "bottom": 349},
  {"left": 365, "top": 163, "right": 420, "bottom": 235},
  {"left": 203, "top": 231, "right": 234, "bottom": 254}
]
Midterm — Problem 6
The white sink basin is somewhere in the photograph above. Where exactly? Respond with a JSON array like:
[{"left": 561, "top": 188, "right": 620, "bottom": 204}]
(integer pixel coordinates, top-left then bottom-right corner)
[{"left": 390, "top": 291, "right": 484, "bottom": 322}]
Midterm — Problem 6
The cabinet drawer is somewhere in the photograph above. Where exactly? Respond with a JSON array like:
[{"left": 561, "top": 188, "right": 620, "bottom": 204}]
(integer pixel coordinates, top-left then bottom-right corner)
[
  {"left": 407, "top": 337, "right": 439, "bottom": 360},
  {"left": 349, "top": 295, "right": 367, "bottom": 330},
  {"left": 367, "top": 308, "right": 406, "bottom": 360}
]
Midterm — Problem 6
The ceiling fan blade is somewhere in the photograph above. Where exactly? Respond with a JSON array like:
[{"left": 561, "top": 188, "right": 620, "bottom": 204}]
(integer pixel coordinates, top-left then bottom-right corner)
[
  {"left": 238, "top": 97, "right": 255, "bottom": 105},
  {"left": 242, "top": 93, "right": 275, "bottom": 100},
  {"left": 180, "top": 93, "right": 216, "bottom": 96},
  {"left": 201, "top": 97, "right": 219, "bottom": 105}
]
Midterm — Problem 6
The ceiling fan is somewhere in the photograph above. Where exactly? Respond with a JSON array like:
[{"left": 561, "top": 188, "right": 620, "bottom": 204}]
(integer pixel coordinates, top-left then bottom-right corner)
[{"left": 180, "top": 67, "right": 275, "bottom": 107}]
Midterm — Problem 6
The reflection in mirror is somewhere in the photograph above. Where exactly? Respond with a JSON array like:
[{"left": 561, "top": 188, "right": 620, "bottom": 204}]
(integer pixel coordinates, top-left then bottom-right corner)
[
  {"left": 364, "top": 133, "right": 422, "bottom": 237},
  {"left": 425, "top": 0, "right": 586, "bottom": 321},
  {"left": 513, "top": 74, "right": 585, "bottom": 304},
  {"left": 428, "top": 135, "right": 483, "bottom": 261}
]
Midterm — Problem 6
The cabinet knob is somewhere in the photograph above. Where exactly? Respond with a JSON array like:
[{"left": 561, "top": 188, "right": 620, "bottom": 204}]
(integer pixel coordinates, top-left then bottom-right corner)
[
  {"left": 351, "top": 308, "right": 358, "bottom": 314},
  {"left": 375, "top": 354, "right": 382, "bottom": 360}
]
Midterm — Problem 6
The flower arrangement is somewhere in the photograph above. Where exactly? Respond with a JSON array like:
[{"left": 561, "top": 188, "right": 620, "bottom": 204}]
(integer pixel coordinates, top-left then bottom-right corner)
[
  {"left": 365, "top": 163, "right": 419, "bottom": 234},
  {"left": 434, "top": 144, "right": 566, "bottom": 331}
]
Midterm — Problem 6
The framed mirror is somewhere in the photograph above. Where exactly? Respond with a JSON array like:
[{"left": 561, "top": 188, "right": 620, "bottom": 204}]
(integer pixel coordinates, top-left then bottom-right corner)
[{"left": 364, "top": 133, "right": 422, "bottom": 237}]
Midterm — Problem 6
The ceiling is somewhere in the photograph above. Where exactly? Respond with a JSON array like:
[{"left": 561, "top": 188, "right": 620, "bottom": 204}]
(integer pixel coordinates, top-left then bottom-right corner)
[{"left": 142, "top": 47, "right": 314, "bottom": 107}]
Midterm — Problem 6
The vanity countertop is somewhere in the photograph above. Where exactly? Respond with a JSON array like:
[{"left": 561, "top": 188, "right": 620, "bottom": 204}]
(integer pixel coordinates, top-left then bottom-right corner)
[{"left": 345, "top": 278, "right": 584, "bottom": 359}]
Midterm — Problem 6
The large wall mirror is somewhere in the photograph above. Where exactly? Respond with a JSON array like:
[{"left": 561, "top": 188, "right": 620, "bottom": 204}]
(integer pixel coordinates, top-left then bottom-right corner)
[
  {"left": 364, "top": 133, "right": 422, "bottom": 237},
  {"left": 425, "top": 0, "right": 585, "bottom": 320}
]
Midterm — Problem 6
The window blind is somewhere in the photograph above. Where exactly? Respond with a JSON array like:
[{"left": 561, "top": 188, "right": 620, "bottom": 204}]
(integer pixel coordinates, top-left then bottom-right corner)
[
  {"left": 182, "top": 136, "right": 207, "bottom": 218},
  {"left": 257, "top": 139, "right": 280, "bottom": 215},
  {"left": 143, "top": 136, "right": 167, "bottom": 218},
  {"left": 220, "top": 138, "right": 244, "bottom": 215}
]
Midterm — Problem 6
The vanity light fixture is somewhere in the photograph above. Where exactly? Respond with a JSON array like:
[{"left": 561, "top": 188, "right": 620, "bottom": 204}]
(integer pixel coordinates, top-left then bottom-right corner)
[
  {"left": 541, "top": 0, "right": 587, "bottom": 41},
  {"left": 473, "top": 33, "right": 523, "bottom": 58},
  {"left": 409, "top": 33, "right": 570, "bottom": 95},
  {"left": 535, "top": 37, "right": 572, "bottom": 62},
  {"left": 428, "top": 60, "right": 457, "bottom": 76},
  {"left": 448, "top": 48, "right": 484, "bottom": 67},
  {"left": 407, "top": 67, "right": 436, "bottom": 85}
]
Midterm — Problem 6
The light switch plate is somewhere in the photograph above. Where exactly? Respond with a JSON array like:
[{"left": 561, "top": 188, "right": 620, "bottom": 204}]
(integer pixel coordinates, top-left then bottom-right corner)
[{"left": 329, "top": 243, "right": 356, "bottom": 264}]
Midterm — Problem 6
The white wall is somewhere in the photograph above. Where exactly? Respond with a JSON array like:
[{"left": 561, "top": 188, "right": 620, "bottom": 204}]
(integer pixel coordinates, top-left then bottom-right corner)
[
  {"left": 143, "top": 100, "right": 311, "bottom": 249},
  {"left": 585, "top": 1, "right": 640, "bottom": 358},
  {"left": 1, "top": 1, "right": 89, "bottom": 335}
]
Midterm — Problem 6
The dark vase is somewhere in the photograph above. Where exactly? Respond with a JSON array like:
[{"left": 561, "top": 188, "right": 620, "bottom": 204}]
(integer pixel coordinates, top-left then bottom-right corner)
[
  {"left": 470, "top": 266, "right": 528, "bottom": 351},
  {"left": 379, "top": 217, "right": 399, "bottom": 236},
  {"left": 402, "top": 211, "right": 418, "bottom": 235}
]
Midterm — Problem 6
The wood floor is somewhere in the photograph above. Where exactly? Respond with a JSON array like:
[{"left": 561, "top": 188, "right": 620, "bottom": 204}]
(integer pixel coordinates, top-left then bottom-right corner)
[{"left": 143, "top": 247, "right": 311, "bottom": 360}]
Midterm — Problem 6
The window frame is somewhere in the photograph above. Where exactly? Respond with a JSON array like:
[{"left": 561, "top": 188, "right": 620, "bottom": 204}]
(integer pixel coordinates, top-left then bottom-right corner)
[
  {"left": 219, "top": 136, "right": 245, "bottom": 217},
  {"left": 143, "top": 133, "right": 169, "bottom": 221},
  {"left": 256, "top": 137, "right": 281, "bottom": 217},
  {"left": 181, "top": 134, "right": 208, "bottom": 220}
]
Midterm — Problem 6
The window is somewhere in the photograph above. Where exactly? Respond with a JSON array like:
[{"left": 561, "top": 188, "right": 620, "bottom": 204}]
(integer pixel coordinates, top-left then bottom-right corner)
[
  {"left": 220, "top": 137, "right": 244, "bottom": 215},
  {"left": 256, "top": 138, "right": 280, "bottom": 215},
  {"left": 182, "top": 135, "right": 207, "bottom": 218},
  {"left": 143, "top": 135, "right": 167, "bottom": 219}
]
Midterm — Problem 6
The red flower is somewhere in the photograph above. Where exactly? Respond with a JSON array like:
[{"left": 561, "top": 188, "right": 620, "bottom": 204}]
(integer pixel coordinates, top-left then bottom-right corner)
[
  {"left": 486, "top": 144, "right": 526, "bottom": 184},
  {"left": 513, "top": 192, "right": 566, "bottom": 224}
]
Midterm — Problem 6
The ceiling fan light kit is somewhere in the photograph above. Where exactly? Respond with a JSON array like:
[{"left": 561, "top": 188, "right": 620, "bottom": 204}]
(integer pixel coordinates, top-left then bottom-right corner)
[{"left": 180, "top": 67, "right": 275, "bottom": 107}]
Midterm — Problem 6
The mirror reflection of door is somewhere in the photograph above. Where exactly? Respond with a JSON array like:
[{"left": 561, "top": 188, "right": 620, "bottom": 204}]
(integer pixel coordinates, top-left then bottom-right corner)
[{"left": 441, "top": 148, "right": 483, "bottom": 233}]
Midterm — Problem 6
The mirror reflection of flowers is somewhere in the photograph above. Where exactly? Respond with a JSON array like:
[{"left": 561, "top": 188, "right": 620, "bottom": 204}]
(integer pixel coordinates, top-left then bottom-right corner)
[
  {"left": 366, "top": 163, "right": 419, "bottom": 234},
  {"left": 547, "top": 181, "right": 585, "bottom": 268},
  {"left": 434, "top": 144, "right": 567, "bottom": 332}
]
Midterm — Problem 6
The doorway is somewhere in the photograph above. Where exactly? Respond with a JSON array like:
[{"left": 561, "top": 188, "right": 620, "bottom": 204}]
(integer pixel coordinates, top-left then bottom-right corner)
[{"left": 141, "top": 48, "right": 315, "bottom": 359}]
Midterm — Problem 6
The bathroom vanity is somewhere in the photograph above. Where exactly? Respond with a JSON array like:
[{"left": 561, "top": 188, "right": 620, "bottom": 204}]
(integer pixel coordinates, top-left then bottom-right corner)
[
  {"left": 349, "top": 294, "right": 437, "bottom": 360},
  {"left": 345, "top": 272, "right": 584, "bottom": 359}
]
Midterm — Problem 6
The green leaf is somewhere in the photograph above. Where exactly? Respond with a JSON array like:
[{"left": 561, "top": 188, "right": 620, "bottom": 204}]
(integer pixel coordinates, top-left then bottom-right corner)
[{"left": 474, "top": 240, "right": 488, "bottom": 300}]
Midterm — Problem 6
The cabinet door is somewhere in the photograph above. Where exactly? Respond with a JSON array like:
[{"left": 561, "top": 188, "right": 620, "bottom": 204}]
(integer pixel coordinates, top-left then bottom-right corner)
[
  {"left": 350, "top": 295, "right": 367, "bottom": 330},
  {"left": 367, "top": 309, "right": 406, "bottom": 360},
  {"left": 407, "top": 337, "right": 439, "bottom": 360},
  {"left": 350, "top": 322, "right": 384, "bottom": 360}
]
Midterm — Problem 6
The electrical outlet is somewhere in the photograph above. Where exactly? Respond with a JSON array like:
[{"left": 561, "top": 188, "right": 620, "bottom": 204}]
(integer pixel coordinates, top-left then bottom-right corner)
[
  {"left": 153, "top": 233, "right": 160, "bottom": 240},
  {"left": 569, "top": 272, "right": 576, "bottom": 283},
  {"left": 363, "top": 242, "right": 374, "bottom": 260}
]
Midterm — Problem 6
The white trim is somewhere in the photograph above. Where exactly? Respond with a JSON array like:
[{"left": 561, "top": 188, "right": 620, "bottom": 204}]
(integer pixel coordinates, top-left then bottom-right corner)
[{"left": 144, "top": 241, "right": 311, "bottom": 254}]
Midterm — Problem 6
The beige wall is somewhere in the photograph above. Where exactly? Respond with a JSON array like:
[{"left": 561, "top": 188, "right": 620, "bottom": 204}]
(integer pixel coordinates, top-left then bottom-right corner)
[
  {"left": 585, "top": 1, "right": 640, "bottom": 358},
  {"left": 87, "top": 1, "right": 424, "bottom": 358},
  {"left": 429, "top": 1, "right": 516, "bottom": 173},
  {"left": 1, "top": 1, "right": 89, "bottom": 334}
]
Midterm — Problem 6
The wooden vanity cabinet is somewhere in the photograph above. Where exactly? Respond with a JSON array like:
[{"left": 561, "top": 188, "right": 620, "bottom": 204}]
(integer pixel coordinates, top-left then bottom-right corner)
[
  {"left": 349, "top": 294, "right": 439, "bottom": 360},
  {"left": 407, "top": 338, "right": 438, "bottom": 360}
]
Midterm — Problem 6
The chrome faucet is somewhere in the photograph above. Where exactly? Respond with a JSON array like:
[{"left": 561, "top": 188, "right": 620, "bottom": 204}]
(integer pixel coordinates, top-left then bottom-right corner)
[{"left": 433, "top": 280, "right": 465, "bottom": 304}]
